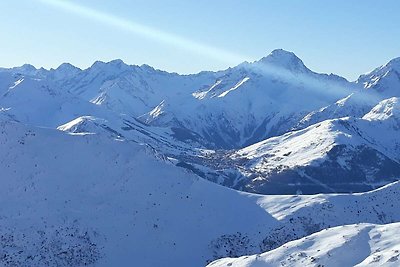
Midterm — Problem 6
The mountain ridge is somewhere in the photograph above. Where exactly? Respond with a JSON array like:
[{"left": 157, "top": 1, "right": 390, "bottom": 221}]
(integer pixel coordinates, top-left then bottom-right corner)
[{"left": 1, "top": 49, "right": 400, "bottom": 194}]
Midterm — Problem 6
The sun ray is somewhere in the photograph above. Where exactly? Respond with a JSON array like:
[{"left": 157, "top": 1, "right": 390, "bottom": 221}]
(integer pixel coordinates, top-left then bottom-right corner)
[{"left": 37, "top": 0, "right": 249, "bottom": 65}]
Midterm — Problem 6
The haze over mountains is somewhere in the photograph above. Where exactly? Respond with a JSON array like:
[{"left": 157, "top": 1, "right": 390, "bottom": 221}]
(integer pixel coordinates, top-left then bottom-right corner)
[{"left": 1, "top": 49, "right": 400, "bottom": 266}]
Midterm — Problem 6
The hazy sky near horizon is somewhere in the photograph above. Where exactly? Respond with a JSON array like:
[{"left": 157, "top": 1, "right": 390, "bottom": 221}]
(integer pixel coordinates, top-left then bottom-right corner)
[{"left": 1, "top": 0, "right": 399, "bottom": 80}]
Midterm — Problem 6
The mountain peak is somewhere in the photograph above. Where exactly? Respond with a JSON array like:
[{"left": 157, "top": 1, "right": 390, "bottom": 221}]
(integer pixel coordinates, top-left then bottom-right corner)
[
  {"left": 108, "top": 59, "right": 126, "bottom": 66},
  {"left": 90, "top": 59, "right": 130, "bottom": 72},
  {"left": 269, "top": 48, "right": 298, "bottom": 58},
  {"left": 56, "top": 63, "right": 81, "bottom": 72},
  {"left": 21, "top": 63, "right": 37, "bottom": 70},
  {"left": 256, "top": 49, "right": 307, "bottom": 71},
  {"left": 13, "top": 64, "right": 37, "bottom": 72},
  {"left": 384, "top": 57, "right": 400, "bottom": 71}
]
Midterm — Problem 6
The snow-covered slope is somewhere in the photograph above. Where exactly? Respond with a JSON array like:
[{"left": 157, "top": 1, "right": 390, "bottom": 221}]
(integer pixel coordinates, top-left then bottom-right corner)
[
  {"left": 293, "top": 92, "right": 375, "bottom": 131},
  {"left": 206, "top": 183, "right": 400, "bottom": 266},
  {"left": 0, "top": 72, "right": 112, "bottom": 127},
  {"left": 1, "top": 112, "right": 400, "bottom": 266},
  {"left": 0, "top": 114, "right": 277, "bottom": 267},
  {"left": 0, "top": 70, "right": 211, "bottom": 157},
  {"left": 52, "top": 59, "right": 217, "bottom": 118},
  {"left": 363, "top": 96, "right": 400, "bottom": 124},
  {"left": 207, "top": 222, "right": 400, "bottom": 267}
]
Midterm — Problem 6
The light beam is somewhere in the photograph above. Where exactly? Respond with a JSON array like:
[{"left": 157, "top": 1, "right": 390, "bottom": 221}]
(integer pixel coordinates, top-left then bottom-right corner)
[{"left": 37, "top": 0, "right": 249, "bottom": 65}]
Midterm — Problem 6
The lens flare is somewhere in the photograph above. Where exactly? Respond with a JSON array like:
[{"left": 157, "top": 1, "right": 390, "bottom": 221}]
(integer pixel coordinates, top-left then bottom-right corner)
[{"left": 37, "top": 0, "right": 249, "bottom": 65}]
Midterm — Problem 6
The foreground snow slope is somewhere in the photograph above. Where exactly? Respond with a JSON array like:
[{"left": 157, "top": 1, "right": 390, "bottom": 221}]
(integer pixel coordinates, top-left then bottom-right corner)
[
  {"left": 0, "top": 114, "right": 276, "bottom": 266},
  {"left": 1, "top": 111, "right": 400, "bottom": 266},
  {"left": 207, "top": 222, "right": 400, "bottom": 267}
]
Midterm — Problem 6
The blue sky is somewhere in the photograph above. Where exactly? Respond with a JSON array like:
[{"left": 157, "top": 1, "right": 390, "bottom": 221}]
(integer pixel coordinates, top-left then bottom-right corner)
[{"left": 0, "top": 0, "right": 399, "bottom": 80}]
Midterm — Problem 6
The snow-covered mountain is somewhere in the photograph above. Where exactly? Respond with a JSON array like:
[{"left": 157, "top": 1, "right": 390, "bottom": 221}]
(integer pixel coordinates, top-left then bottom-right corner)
[
  {"left": 1, "top": 49, "right": 357, "bottom": 149},
  {"left": 0, "top": 73, "right": 110, "bottom": 127},
  {"left": 2, "top": 51, "right": 400, "bottom": 266},
  {"left": 141, "top": 49, "right": 356, "bottom": 148},
  {"left": 201, "top": 98, "right": 400, "bottom": 194},
  {"left": 1, "top": 50, "right": 400, "bottom": 196},
  {"left": 0, "top": 69, "right": 209, "bottom": 155},
  {"left": 56, "top": 60, "right": 217, "bottom": 118}
]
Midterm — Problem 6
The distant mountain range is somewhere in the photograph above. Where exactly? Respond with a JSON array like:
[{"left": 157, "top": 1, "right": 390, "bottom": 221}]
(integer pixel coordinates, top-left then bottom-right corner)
[
  {"left": 1, "top": 49, "right": 400, "bottom": 195},
  {"left": 1, "top": 49, "right": 400, "bottom": 266}
]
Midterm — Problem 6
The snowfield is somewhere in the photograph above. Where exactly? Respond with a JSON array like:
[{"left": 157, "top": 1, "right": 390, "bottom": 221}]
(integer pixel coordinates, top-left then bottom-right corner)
[
  {"left": 207, "top": 222, "right": 400, "bottom": 267},
  {"left": 0, "top": 115, "right": 275, "bottom": 266}
]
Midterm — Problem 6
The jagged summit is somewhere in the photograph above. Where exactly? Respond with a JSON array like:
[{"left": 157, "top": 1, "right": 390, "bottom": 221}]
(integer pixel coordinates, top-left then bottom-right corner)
[
  {"left": 11, "top": 63, "right": 37, "bottom": 74},
  {"left": 256, "top": 49, "right": 307, "bottom": 71},
  {"left": 108, "top": 58, "right": 126, "bottom": 66},
  {"left": 90, "top": 58, "right": 126, "bottom": 67},
  {"left": 268, "top": 48, "right": 300, "bottom": 60},
  {"left": 19, "top": 63, "right": 37, "bottom": 71},
  {"left": 88, "top": 59, "right": 132, "bottom": 73},
  {"left": 56, "top": 62, "right": 81, "bottom": 72}
]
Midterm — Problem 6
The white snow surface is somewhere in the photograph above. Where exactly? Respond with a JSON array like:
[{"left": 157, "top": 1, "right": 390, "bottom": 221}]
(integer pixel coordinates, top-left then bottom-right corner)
[
  {"left": 0, "top": 115, "right": 273, "bottom": 266},
  {"left": 2, "top": 113, "right": 400, "bottom": 266},
  {"left": 207, "top": 222, "right": 400, "bottom": 267}
]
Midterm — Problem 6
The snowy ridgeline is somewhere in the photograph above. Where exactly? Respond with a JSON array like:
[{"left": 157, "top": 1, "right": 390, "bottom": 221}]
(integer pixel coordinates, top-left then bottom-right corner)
[
  {"left": 0, "top": 49, "right": 381, "bottom": 150},
  {"left": 207, "top": 222, "right": 400, "bottom": 267},
  {"left": 1, "top": 114, "right": 400, "bottom": 266}
]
